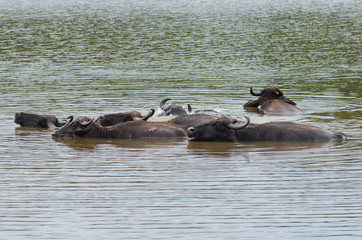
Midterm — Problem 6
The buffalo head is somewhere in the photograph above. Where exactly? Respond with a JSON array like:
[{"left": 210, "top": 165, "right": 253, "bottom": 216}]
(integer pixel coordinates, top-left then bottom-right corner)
[
  {"left": 14, "top": 112, "right": 64, "bottom": 128},
  {"left": 52, "top": 116, "right": 93, "bottom": 138},
  {"left": 249, "top": 87, "right": 296, "bottom": 105},
  {"left": 158, "top": 98, "right": 188, "bottom": 116}
]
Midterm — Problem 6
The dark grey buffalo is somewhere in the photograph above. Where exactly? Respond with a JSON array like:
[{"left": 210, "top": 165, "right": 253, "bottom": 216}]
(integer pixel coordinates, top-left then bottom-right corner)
[
  {"left": 169, "top": 113, "right": 222, "bottom": 127},
  {"left": 158, "top": 98, "right": 188, "bottom": 116},
  {"left": 53, "top": 115, "right": 188, "bottom": 139},
  {"left": 14, "top": 112, "right": 65, "bottom": 128},
  {"left": 97, "top": 109, "right": 155, "bottom": 126},
  {"left": 187, "top": 116, "right": 346, "bottom": 142},
  {"left": 243, "top": 87, "right": 303, "bottom": 115}
]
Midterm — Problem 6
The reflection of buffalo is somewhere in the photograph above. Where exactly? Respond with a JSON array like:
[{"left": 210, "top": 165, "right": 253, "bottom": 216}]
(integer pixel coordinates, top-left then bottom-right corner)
[
  {"left": 243, "top": 87, "right": 303, "bottom": 115},
  {"left": 97, "top": 109, "right": 155, "bottom": 126},
  {"left": 53, "top": 137, "right": 186, "bottom": 151},
  {"left": 187, "top": 116, "right": 346, "bottom": 142},
  {"left": 158, "top": 98, "right": 188, "bottom": 116},
  {"left": 53, "top": 116, "right": 188, "bottom": 139},
  {"left": 14, "top": 112, "right": 65, "bottom": 128}
]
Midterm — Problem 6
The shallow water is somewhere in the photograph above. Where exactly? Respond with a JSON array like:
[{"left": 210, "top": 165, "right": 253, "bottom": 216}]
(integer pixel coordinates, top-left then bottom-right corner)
[{"left": 1, "top": 0, "right": 361, "bottom": 239}]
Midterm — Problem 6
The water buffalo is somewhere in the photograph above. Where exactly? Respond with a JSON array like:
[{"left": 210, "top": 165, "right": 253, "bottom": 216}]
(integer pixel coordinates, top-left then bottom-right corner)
[
  {"left": 187, "top": 116, "right": 346, "bottom": 142},
  {"left": 158, "top": 98, "right": 188, "bottom": 116},
  {"left": 53, "top": 115, "right": 188, "bottom": 139},
  {"left": 243, "top": 87, "right": 303, "bottom": 115},
  {"left": 14, "top": 112, "right": 65, "bottom": 128},
  {"left": 97, "top": 109, "right": 155, "bottom": 126}
]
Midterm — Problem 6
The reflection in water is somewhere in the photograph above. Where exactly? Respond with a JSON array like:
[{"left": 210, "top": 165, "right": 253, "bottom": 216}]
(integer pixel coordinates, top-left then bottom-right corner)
[
  {"left": 235, "top": 141, "right": 343, "bottom": 151},
  {"left": 187, "top": 140, "right": 341, "bottom": 157},
  {"left": 52, "top": 137, "right": 188, "bottom": 150},
  {"left": 14, "top": 126, "right": 55, "bottom": 137},
  {"left": 187, "top": 141, "right": 240, "bottom": 157}
]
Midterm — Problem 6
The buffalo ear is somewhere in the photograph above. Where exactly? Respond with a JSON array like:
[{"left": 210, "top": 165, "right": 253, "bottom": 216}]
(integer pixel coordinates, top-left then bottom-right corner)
[
  {"left": 53, "top": 119, "right": 63, "bottom": 127},
  {"left": 73, "top": 126, "right": 91, "bottom": 136},
  {"left": 281, "top": 96, "right": 297, "bottom": 105},
  {"left": 74, "top": 119, "right": 94, "bottom": 136},
  {"left": 243, "top": 100, "right": 260, "bottom": 108}
]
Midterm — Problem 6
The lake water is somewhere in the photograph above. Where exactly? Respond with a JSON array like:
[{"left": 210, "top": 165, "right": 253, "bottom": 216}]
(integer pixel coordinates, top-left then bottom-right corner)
[{"left": 1, "top": 0, "right": 361, "bottom": 239}]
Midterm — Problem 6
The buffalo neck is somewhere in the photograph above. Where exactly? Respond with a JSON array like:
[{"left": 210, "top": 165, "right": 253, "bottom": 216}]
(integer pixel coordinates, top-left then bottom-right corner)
[
  {"left": 234, "top": 124, "right": 260, "bottom": 141},
  {"left": 87, "top": 123, "right": 120, "bottom": 138}
]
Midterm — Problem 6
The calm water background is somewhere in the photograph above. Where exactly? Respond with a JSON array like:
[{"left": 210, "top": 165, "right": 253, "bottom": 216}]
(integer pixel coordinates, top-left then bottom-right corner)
[{"left": 1, "top": 0, "right": 361, "bottom": 239}]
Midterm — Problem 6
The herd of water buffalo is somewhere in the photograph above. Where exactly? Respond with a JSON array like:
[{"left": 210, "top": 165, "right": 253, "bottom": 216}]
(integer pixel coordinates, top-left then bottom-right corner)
[{"left": 14, "top": 87, "right": 347, "bottom": 142}]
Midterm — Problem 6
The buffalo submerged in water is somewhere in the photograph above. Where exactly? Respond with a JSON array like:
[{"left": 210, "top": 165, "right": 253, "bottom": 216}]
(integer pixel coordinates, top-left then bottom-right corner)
[
  {"left": 14, "top": 112, "right": 66, "bottom": 128},
  {"left": 243, "top": 87, "right": 303, "bottom": 115},
  {"left": 158, "top": 98, "right": 188, "bottom": 117},
  {"left": 187, "top": 115, "right": 346, "bottom": 142},
  {"left": 52, "top": 116, "right": 188, "bottom": 139}
]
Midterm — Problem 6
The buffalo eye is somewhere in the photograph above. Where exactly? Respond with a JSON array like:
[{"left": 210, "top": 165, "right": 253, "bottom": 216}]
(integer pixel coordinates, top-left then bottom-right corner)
[{"left": 188, "top": 127, "right": 196, "bottom": 132}]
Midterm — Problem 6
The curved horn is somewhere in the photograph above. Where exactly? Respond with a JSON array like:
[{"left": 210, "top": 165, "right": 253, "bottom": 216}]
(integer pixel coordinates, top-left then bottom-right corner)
[
  {"left": 187, "top": 104, "right": 192, "bottom": 113},
  {"left": 79, "top": 118, "right": 94, "bottom": 127},
  {"left": 250, "top": 87, "right": 263, "bottom": 96},
  {"left": 94, "top": 117, "right": 100, "bottom": 124},
  {"left": 63, "top": 115, "right": 74, "bottom": 127},
  {"left": 274, "top": 87, "right": 283, "bottom": 96},
  {"left": 227, "top": 116, "right": 250, "bottom": 130},
  {"left": 160, "top": 98, "right": 172, "bottom": 110},
  {"left": 141, "top": 109, "right": 155, "bottom": 121}
]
